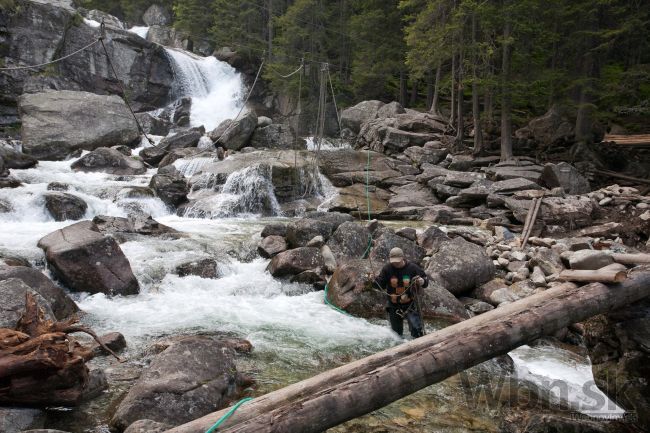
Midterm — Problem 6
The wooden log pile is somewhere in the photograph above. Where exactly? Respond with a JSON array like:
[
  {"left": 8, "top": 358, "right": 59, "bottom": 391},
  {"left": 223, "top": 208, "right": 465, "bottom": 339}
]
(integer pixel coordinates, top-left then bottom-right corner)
[{"left": 0, "top": 293, "right": 121, "bottom": 406}]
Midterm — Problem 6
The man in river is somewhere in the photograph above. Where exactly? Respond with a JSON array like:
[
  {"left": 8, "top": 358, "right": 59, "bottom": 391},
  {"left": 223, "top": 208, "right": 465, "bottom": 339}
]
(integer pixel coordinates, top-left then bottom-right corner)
[{"left": 372, "top": 247, "right": 428, "bottom": 338}]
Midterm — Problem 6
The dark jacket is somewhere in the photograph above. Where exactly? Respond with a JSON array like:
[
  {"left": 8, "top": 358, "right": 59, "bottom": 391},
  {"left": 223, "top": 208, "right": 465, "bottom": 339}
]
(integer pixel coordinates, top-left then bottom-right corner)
[{"left": 374, "top": 261, "right": 428, "bottom": 306}]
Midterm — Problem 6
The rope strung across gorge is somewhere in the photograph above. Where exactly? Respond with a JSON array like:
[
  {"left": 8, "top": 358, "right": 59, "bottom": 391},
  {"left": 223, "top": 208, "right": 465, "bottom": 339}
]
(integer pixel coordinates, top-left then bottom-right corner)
[{"left": 0, "top": 39, "right": 100, "bottom": 71}]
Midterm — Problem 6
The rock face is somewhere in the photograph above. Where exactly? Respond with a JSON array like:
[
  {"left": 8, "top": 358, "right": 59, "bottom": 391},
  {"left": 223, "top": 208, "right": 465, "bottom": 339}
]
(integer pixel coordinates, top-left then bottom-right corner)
[
  {"left": 250, "top": 123, "right": 304, "bottom": 149},
  {"left": 44, "top": 192, "right": 88, "bottom": 221},
  {"left": 0, "top": 278, "right": 55, "bottom": 328},
  {"left": 19, "top": 91, "right": 140, "bottom": 160},
  {"left": 0, "top": 407, "right": 46, "bottom": 433},
  {"left": 209, "top": 111, "right": 257, "bottom": 150},
  {"left": 266, "top": 247, "right": 324, "bottom": 277},
  {"left": 425, "top": 234, "right": 495, "bottom": 296},
  {"left": 143, "top": 4, "right": 172, "bottom": 26},
  {"left": 0, "top": 266, "right": 78, "bottom": 319},
  {"left": 541, "top": 162, "right": 591, "bottom": 195},
  {"left": 149, "top": 167, "right": 189, "bottom": 207},
  {"left": 71, "top": 147, "right": 146, "bottom": 175},
  {"left": 111, "top": 336, "right": 248, "bottom": 430},
  {"left": 340, "top": 100, "right": 385, "bottom": 135},
  {"left": 38, "top": 221, "right": 139, "bottom": 296}
]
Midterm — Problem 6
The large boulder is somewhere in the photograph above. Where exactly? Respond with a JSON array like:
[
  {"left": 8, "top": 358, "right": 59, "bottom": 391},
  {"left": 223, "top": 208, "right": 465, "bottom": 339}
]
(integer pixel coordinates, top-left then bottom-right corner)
[
  {"left": 0, "top": 266, "right": 78, "bottom": 319},
  {"left": 369, "top": 229, "right": 426, "bottom": 265},
  {"left": 266, "top": 247, "right": 324, "bottom": 277},
  {"left": 388, "top": 183, "right": 439, "bottom": 209},
  {"left": 208, "top": 111, "right": 257, "bottom": 151},
  {"left": 327, "top": 259, "right": 469, "bottom": 321},
  {"left": 0, "top": 407, "right": 46, "bottom": 433},
  {"left": 516, "top": 105, "right": 575, "bottom": 147},
  {"left": 92, "top": 215, "right": 180, "bottom": 240},
  {"left": 142, "top": 4, "right": 172, "bottom": 26},
  {"left": 111, "top": 336, "right": 248, "bottom": 430},
  {"left": 135, "top": 113, "right": 172, "bottom": 136},
  {"left": 71, "top": 147, "right": 146, "bottom": 175},
  {"left": 302, "top": 211, "right": 355, "bottom": 229},
  {"left": 149, "top": 166, "right": 189, "bottom": 208},
  {"left": 326, "top": 222, "right": 372, "bottom": 261},
  {"left": 37, "top": 221, "right": 139, "bottom": 296},
  {"left": 249, "top": 124, "right": 305, "bottom": 149},
  {"left": 19, "top": 91, "right": 140, "bottom": 160},
  {"left": 0, "top": 278, "right": 54, "bottom": 329},
  {"left": 340, "top": 100, "right": 385, "bottom": 135},
  {"left": 541, "top": 162, "right": 591, "bottom": 195},
  {"left": 158, "top": 127, "right": 205, "bottom": 151},
  {"left": 286, "top": 218, "right": 335, "bottom": 248},
  {"left": 0, "top": 146, "right": 38, "bottom": 169},
  {"left": 44, "top": 192, "right": 88, "bottom": 221},
  {"left": 327, "top": 184, "right": 391, "bottom": 215},
  {"left": 257, "top": 235, "right": 287, "bottom": 258},
  {"left": 425, "top": 234, "right": 495, "bottom": 296},
  {"left": 505, "top": 196, "right": 594, "bottom": 228}
]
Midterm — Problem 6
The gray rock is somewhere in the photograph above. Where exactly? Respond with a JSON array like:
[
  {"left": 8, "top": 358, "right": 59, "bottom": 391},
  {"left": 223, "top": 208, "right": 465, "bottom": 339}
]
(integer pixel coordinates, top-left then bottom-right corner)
[
  {"left": 71, "top": 148, "right": 146, "bottom": 175},
  {"left": 44, "top": 192, "right": 87, "bottom": 221},
  {"left": 460, "top": 297, "right": 495, "bottom": 314},
  {"left": 136, "top": 113, "right": 172, "bottom": 136},
  {"left": 82, "top": 9, "right": 124, "bottom": 29},
  {"left": 0, "top": 146, "right": 38, "bottom": 169},
  {"left": 568, "top": 250, "right": 614, "bottom": 270},
  {"left": 20, "top": 91, "right": 140, "bottom": 160},
  {"left": 93, "top": 215, "right": 179, "bottom": 239},
  {"left": 0, "top": 266, "right": 77, "bottom": 319},
  {"left": 139, "top": 146, "right": 167, "bottom": 166},
  {"left": 505, "top": 196, "right": 594, "bottom": 228},
  {"left": 369, "top": 229, "right": 426, "bottom": 265},
  {"left": 37, "top": 221, "right": 140, "bottom": 296},
  {"left": 21, "top": 430, "right": 71, "bottom": 433},
  {"left": 0, "top": 407, "right": 45, "bottom": 433},
  {"left": 266, "top": 247, "right": 324, "bottom": 277},
  {"left": 0, "top": 199, "right": 12, "bottom": 213},
  {"left": 91, "top": 332, "right": 127, "bottom": 357},
  {"left": 159, "top": 127, "right": 205, "bottom": 151},
  {"left": 0, "top": 278, "right": 54, "bottom": 329},
  {"left": 124, "top": 419, "right": 172, "bottom": 433},
  {"left": 0, "top": 176, "right": 22, "bottom": 188},
  {"left": 257, "top": 116, "right": 273, "bottom": 127},
  {"left": 286, "top": 219, "right": 335, "bottom": 248},
  {"left": 81, "top": 368, "right": 109, "bottom": 401},
  {"left": 250, "top": 124, "right": 304, "bottom": 149},
  {"left": 143, "top": 4, "right": 172, "bottom": 26},
  {"left": 112, "top": 145, "right": 133, "bottom": 156},
  {"left": 326, "top": 221, "right": 372, "bottom": 261},
  {"left": 258, "top": 235, "right": 287, "bottom": 258},
  {"left": 261, "top": 223, "right": 287, "bottom": 238},
  {"left": 517, "top": 105, "right": 575, "bottom": 146},
  {"left": 150, "top": 171, "right": 189, "bottom": 208},
  {"left": 302, "top": 211, "right": 355, "bottom": 229},
  {"left": 209, "top": 111, "right": 257, "bottom": 150},
  {"left": 541, "top": 162, "right": 590, "bottom": 195},
  {"left": 388, "top": 183, "right": 439, "bottom": 209},
  {"left": 396, "top": 227, "right": 417, "bottom": 242},
  {"left": 160, "top": 98, "right": 191, "bottom": 127},
  {"left": 403, "top": 145, "right": 448, "bottom": 166},
  {"left": 377, "top": 101, "right": 406, "bottom": 118},
  {"left": 111, "top": 336, "right": 247, "bottom": 430},
  {"left": 158, "top": 148, "right": 212, "bottom": 169},
  {"left": 529, "top": 247, "right": 565, "bottom": 276},
  {"left": 340, "top": 100, "right": 385, "bottom": 134},
  {"left": 425, "top": 235, "right": 495, "bottom": 296},
  {"left": 174, "top": 258, "right": 218, "bottom": 279}
]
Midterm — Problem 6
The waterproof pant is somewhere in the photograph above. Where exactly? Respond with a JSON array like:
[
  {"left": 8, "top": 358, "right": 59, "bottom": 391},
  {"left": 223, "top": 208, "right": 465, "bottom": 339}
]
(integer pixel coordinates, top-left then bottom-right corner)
[{"left": 387, "top": 304, "right": 423, "bottom": 338}]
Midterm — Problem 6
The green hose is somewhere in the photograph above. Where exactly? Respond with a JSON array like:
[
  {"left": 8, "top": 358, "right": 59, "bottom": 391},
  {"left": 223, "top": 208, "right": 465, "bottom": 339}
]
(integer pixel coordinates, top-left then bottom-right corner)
[{"left": 205, "top": 397, "right": 253, "bottom": 433}]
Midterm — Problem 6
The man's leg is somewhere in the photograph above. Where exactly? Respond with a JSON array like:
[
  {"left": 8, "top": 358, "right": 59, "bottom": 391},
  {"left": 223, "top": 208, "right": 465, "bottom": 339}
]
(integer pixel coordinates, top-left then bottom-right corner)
[
  {"left": 387, "top": 307, "right": 404, "bottom": 336},
  {"left": 406, "top": 308, "right": 424, "bottom": 338}
]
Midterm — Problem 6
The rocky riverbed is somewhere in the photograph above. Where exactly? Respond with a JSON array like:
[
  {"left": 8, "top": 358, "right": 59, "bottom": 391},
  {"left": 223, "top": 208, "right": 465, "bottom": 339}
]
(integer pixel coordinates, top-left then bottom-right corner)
[{"left": 1, "top": 2, "right": 649, "bottom": 433}]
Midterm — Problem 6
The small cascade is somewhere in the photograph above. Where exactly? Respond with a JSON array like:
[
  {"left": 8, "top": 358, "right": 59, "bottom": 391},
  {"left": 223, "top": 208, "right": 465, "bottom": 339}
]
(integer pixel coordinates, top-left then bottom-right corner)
[
  {"left": 305, "top": 136, "right": 352, "bottom": 151},
  {"left": 164, "top": 48, "right": 244, "bottom": 131},
  {"left": 183, "top": 165, "right": 282, "bottom": 218},
  {"left": 128, "top": 26, "right": 150, "bottom": 39},
  {"left": 173, "top": 157, "right": 217, "bottom": 177}
]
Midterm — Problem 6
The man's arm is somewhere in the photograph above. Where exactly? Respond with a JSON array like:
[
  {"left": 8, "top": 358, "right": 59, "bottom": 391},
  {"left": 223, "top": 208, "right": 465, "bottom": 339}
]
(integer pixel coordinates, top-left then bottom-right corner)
[
  {"left": 413, "top": 263, "right": 428, "bottom": 288},
  {"left": 374, "top": 265, "right": 388, "bottom": 290}
]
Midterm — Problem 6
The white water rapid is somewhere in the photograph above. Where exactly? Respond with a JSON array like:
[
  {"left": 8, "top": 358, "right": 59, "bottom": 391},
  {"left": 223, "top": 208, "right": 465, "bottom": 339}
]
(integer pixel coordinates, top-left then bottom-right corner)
[{"left": 164, "top": 48, "right": 245, "bottom": 131}]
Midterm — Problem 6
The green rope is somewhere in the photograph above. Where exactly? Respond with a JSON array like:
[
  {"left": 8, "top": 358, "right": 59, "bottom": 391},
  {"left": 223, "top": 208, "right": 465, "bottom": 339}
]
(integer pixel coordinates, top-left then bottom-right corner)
[
  {"left": 205, "top": 397, "right": 254, "bottom": 433},
  {"left": 324, "top": 148, "right": 374, "bottom": 315}
]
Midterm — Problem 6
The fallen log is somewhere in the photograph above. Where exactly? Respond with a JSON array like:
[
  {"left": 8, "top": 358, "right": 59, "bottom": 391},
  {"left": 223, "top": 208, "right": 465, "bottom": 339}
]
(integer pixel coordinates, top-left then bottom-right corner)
[
  {"left": 558, "top": 269, "right": 627, "bottom": 283},
  {"left": 165, "top": 270, "right": 650, "bottom": 433},
  {"left": 611, "top": 253, "right": 650, "bottom": 265},
  {"left": 0, "top": 293, "right": 122, "bottom": 405},
  {"left": 596, "top": 170, "right": 650, "bottom": 185}
]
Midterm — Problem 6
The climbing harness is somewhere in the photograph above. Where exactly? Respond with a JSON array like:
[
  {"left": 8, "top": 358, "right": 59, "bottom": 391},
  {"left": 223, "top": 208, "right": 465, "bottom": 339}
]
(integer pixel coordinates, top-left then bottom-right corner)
[{"left": 204, "top": 397, "right": 253, "bottom": 433}]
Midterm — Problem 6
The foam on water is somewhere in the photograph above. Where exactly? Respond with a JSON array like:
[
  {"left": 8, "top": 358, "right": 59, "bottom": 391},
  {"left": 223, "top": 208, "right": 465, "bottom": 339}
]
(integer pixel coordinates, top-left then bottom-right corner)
[
  {"left": 510, "top": 345, "right": 625, "bottom": 418},
  {"left": 128, "top": 26, "right": 150, "bottom": 39},
  {"left": 165, "top": 48, "right": 244, "bottom": 131},
  {"left": 173, "top": 156, "right": 217, "bottom": 177},
  {"left": 305, "top": 136, "right": 352, "bottom": 151}
]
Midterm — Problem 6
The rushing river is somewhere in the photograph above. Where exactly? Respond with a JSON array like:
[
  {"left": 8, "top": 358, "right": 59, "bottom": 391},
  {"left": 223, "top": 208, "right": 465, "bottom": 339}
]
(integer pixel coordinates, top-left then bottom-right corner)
[{"left": 0, "top": 35, "right": 623, "bottom": 432}]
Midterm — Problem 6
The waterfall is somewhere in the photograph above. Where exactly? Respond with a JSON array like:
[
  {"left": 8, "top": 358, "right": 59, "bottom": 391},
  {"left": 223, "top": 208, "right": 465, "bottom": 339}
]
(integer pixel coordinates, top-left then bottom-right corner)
[
  {"left": 183, "top": 165, "right": 282, "bottom": 218},
  {"left": 128, "top": 26, "right": 150, "bottom": 39},
  {"left": 164, "top": 48, "right": 245, "bottom": 131}
]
